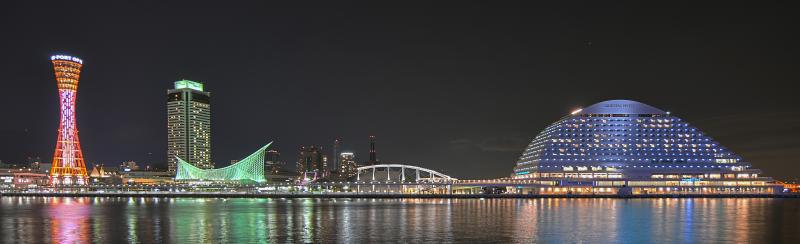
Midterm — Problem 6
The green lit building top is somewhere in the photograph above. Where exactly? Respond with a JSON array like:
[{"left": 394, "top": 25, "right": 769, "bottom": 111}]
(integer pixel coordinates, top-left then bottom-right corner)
[{"left": 174, "top": 79, "right": 204, "bottom": 91}]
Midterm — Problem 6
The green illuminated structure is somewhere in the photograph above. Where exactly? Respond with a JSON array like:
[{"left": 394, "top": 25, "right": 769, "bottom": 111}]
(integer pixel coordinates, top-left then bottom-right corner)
[
  {"left": 174, "top": 79, "right": 204, "bottom": 91},
  {"left": 175, "top": 142, "right": 271, "bottom": 182}
]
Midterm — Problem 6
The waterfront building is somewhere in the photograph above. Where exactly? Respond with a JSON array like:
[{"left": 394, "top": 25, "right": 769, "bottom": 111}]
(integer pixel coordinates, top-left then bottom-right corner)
[
  {"left": 297, "top": 146, "right": 328, "bottom": 181},
  {"left": 265, "top": 167, "right": 296, "bottom": 183},
  {"left": 0, "top": 169, "right": 49, "bottom": 189},
  {"left": 262, "top": 149, "right": 294, "bottom": 182},
  {"left": 89, "top": 165, "right": 108, "bottom": 178},
  {"left": 167, "top": 80, "right": 212, "bottom": 174},
  {"left": 89, "top": 165, "right": 123, "bottom": 184},
  {"left": 337, "top": 152, "right": 357, "bottom": 179},
  {"left": 49, "top": 55, "right": 89, "bottom": 185},
  {"left": 511, "top": 99, "right": 779, "bottom": 195},
  {"left": 118, "top": 171, "right": 173, "bottom": 185},
  {"left": 174, "top": 143, "right": 271, "bottom": 182}
]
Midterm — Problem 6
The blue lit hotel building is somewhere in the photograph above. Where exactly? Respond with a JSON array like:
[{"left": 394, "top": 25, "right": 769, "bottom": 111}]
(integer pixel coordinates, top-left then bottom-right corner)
[{"left": 511, "top": 100, "right": 780, "bottom": 195}]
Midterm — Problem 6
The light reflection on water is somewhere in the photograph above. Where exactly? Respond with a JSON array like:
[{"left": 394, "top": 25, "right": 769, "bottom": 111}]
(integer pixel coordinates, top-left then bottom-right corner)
[{"left": 1, "top": 197, "right": 799, "bottom": 243}]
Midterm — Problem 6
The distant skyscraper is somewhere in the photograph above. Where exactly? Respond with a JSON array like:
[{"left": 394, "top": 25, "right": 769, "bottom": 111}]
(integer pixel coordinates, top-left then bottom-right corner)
[
  {"left": 167, "top": 80, "right": 212, "bottom": 173},
  {"left": 368, "top": 135, "right": 378, "bottom": 165},
  {"left": 297, "top": 146, "right": 327, "bottom": 180},
  {"left": 50, "top": 55, "right": 88, "bottom": 185},
  {"left": 333, "top": 138, "right": 341, "bottom": 171},
  {"left": 337, "top": 152, "right": 357, "bottom": 179},
  {"left": 265, "top": 149, "right": 282, "bottom": 174},
  {"left": 266, "top": 149, "right": 280, "bottom": 163}
]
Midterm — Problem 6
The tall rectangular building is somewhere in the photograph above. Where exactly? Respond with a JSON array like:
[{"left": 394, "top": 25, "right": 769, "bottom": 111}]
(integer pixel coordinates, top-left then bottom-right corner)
[
  {"left": 167, "top": 80, "right": 212, "bottom": 173},
  {"left": 337, "top": 152, "right": 357, "bottom": 180},
  {"left": 297, "top": 146, "right": 327, "bottom": 180},
  {"left": 265, "top": 149, "right": 283, "bottom": 174},
  {"left": 367, "top": 135, "right": 378, "bottom": 165},
  {"left": 332, "top": 138, "right": 341, "bottom": 171}
]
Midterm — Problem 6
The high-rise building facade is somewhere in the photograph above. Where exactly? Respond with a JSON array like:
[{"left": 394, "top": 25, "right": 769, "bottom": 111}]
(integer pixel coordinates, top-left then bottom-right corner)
[
  {"left": 265, "top": 149, "right": 283, "bottom": 174},
  {"left": 49, "top": 55, "right": 89, "bottom": 185},
  {"left": 297, "top": 146, "right": 327, "bottom": 181},
  {"left": 167, "top": 80, "right": 212, "bottom": 173},
  {"left": 337, "top": 152, "right": 357, "bottom": 179}
]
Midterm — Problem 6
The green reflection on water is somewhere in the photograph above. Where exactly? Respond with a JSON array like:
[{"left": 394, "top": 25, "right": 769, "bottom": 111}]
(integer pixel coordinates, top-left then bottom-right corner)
[{"left": 2, "top": 197, "right": 800, "bottom": 243}]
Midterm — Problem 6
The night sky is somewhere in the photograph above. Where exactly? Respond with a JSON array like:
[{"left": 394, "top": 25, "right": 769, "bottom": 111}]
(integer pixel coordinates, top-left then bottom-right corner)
[{"left": 1, "top": 2, "right": 798, "bottom": 180}]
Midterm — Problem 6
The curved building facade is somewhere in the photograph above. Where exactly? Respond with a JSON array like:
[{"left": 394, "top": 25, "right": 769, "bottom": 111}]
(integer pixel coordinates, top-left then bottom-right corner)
[
  {"left": 50, "top": 55, "right": 89, "bottom": 185},
  {"left": 175, "top": 143, "right": 271, "bottom": 182},
  {"left": 511, "top": 100, "right": 778, "bottom": 195}
]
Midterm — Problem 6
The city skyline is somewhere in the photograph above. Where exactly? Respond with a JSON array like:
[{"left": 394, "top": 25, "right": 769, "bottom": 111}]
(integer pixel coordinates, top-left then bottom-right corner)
[{"left": 1, "top": 2, "right": 799, "bottom": 180}]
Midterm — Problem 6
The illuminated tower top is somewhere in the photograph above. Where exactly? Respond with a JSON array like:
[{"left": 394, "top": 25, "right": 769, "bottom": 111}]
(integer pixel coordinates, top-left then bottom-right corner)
[{"left": 50, "top": 55, "right": 83, "bottom": 91}]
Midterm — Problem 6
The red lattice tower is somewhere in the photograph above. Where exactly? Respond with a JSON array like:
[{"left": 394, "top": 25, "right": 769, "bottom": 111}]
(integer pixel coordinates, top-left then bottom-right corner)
[{"left": 50, "top": 55, "right": 88, "bottom": 185}]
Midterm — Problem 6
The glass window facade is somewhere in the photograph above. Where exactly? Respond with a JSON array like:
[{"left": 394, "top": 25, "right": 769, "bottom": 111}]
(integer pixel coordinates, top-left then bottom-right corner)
[{"left": 513, "top": 100, "right": 766, "bottom": 181}]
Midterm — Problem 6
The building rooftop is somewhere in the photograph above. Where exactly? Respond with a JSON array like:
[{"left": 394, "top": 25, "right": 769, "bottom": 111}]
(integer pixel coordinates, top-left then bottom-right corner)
[
  {"left": 577, "top": 99, "right": 665, "bottom": 115},
  {"left": 174, "top": 79, "right": 204, "bottom": 91}
]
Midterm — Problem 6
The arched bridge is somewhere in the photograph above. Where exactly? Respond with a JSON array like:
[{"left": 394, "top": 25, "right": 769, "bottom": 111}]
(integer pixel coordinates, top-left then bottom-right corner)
[{"left": 356, "top": 164, "right": 454, "bottom": 183}]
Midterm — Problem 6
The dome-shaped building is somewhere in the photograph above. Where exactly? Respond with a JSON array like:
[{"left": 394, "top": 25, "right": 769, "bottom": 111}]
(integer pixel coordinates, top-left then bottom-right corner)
[{"left": 511, "top": 100, "right": 778, "bottom": 195}]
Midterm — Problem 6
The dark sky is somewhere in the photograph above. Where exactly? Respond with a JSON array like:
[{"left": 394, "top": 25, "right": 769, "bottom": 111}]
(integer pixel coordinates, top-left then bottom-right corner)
[{"left": 1, "top": 1, "right": 798, "bottom": 180}]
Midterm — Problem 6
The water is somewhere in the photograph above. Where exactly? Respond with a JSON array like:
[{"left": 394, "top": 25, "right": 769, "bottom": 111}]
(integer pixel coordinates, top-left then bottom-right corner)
[{"left": 1, "top": 197, "right": 799, "bottom": 243}]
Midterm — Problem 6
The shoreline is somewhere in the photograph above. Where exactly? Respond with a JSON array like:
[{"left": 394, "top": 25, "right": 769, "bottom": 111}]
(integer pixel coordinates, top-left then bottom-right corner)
[{"left": 2, "top": 192, "right": 799, "bottom": 199}]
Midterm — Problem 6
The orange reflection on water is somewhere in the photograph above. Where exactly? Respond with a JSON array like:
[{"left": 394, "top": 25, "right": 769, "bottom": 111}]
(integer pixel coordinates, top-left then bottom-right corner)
[{"left": 46, "top": 197, "right": 91, "bottom": 244}]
